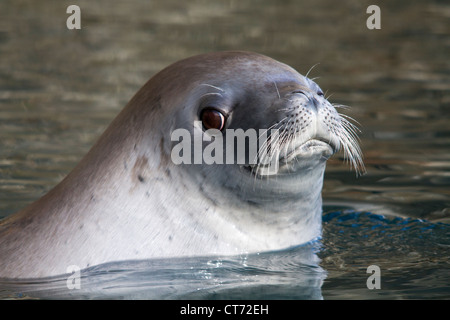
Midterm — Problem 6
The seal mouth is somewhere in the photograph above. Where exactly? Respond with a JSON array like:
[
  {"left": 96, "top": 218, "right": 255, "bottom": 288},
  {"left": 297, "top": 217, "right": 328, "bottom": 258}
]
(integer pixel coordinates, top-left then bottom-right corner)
[
  {"left": 278, "top": 138, "right": 336, "bottom": 164},
  {"left": 242, "top": 137, "right": 337, "bottom": 177}
]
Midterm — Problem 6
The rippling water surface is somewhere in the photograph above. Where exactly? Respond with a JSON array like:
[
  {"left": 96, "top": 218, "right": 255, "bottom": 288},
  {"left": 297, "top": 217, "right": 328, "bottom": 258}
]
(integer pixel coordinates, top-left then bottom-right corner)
[
  {"left": 0, "top": 0, "right": 449, "bottom": 299},
  {"left": 0, "top": 211, "right": 448, "bottom": 299}
]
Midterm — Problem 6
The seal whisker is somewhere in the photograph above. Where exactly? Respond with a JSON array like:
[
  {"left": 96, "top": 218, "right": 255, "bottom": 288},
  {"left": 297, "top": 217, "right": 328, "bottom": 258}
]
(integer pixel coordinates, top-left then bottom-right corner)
[
  {"left": 254, "top": 117, "right": 290, "bottom": 157},
  {"left": 252, "top": 118, "right": 288, "bottom": 166},
  {"left": 305, "top": 63, "right": 320, "bottom": 78},
  {"left": 275, "top": 108, "right": 291, "bottom": 113},
  {"left": 325, "top": 91, "right": 334, "bottom": 100},
  {"left": 332, "top": 103, "right": 351, "bottom": 110},
  {"left": 335, "top": 121, "right": 366, "bottom": 175},
  {"left": 199, "top": 83, "right": 225, "bottom": 92},
  {"left": 281, "top": 129, "right": 296, "bottom": 174},
  {"left": 256, "top": 130, "right": 280, "bottom": 164},
  {"left": 275, "top": 106, "right": 298, "bottom": 113},
  {"left": 254, "top": 124, "right": 287, "bottom": 179},
  {"left": 328, "top": 102, "right": 365, "bottom": 175},
  {"left": 338, "top": 113, "right": 362, "bottom": 128},
  {"left": 282, "top": 98, "right": 298, "bottom": 103},
  {"left": 200, "top": 92, "right": 223, "bottom": 99},
  {"left": 339, "top": 118, "right": 361, "bottom": 139},
  {"left": 273, "top": 81, "right": 281, "bottom": 100}
]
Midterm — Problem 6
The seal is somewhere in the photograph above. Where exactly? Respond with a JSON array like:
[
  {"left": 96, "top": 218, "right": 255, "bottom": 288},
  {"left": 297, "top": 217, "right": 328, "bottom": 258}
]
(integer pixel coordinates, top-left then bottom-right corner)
[{"left": 0, "top": 51, "right": 364, "bottom": 278}]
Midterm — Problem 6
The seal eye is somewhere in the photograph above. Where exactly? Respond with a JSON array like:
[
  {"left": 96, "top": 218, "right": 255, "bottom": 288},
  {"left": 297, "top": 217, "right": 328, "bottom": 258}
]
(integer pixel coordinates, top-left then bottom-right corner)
[
  {"left": 201, "top": 108, "right": 226, "bottom": 131},
  {"left": 317, "top": 91, "right": 324, "bottom": 97}
]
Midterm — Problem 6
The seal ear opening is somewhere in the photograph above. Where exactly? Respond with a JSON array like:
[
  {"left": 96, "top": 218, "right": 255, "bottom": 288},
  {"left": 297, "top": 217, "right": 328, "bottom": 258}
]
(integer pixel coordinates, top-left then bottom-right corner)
[{"left": 200, "top": 107, "right": 226, "bottom": 131}]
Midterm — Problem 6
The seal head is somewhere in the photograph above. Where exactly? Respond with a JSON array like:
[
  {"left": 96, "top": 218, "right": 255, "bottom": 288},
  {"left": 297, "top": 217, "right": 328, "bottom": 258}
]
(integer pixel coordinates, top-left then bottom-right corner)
[{"left": 0, "top": 51, "right": 363, "bottom": 278}]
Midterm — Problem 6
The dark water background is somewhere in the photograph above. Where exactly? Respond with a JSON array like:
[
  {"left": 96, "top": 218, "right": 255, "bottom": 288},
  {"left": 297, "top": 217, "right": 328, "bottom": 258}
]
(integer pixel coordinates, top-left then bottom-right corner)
[{"left": 0, "top": 0, "right": 449, "bottom": 299}]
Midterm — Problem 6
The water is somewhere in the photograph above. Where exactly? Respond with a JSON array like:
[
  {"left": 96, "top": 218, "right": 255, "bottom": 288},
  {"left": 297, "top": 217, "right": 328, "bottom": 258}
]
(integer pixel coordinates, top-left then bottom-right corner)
[
  {"left": 0, "top": 0, "right": 449, "bottom": 299},
  {"left": 0, "top": 211, "right": 448, "bottom": 300}
]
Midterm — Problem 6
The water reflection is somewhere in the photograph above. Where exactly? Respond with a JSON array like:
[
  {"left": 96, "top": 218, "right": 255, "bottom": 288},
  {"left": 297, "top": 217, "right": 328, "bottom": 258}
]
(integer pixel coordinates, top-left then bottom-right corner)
[
  {"left": 1, "top": 211, "right": 447, "bottom": 299},
  {"left": 0, "top": 242, "right": 325, "bottom": 300}
]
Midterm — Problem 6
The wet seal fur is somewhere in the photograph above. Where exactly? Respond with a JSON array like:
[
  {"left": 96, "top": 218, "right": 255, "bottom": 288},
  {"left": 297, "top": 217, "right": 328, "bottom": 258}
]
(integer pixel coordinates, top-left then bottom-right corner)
[{"left": 0, "top": 51, "right": 363, "bottom": 278}]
